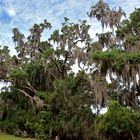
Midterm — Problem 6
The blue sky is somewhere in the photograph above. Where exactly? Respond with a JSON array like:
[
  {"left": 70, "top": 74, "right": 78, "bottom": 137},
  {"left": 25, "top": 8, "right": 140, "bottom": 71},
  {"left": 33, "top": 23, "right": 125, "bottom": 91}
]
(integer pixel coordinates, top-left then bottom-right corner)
[{"left": 0, "top": 0, "right": 140, "bottom": 54}]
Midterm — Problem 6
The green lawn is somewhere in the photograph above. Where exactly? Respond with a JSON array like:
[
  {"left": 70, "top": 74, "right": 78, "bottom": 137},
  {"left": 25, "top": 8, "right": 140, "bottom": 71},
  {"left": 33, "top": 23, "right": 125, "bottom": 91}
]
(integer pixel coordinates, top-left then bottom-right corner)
[{"left": 0, "top": 133, "right": 36, "bottom": 140}]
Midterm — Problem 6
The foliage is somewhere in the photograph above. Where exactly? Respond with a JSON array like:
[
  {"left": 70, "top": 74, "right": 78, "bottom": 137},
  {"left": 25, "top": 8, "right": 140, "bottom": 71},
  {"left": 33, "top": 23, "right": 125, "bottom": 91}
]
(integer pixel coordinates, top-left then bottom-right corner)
[
  {"left": 99, "top": 101, "right": 140, "bottom": 139},
  {"left": 1, "top": 1, "right": 140, "bottom": 140}
]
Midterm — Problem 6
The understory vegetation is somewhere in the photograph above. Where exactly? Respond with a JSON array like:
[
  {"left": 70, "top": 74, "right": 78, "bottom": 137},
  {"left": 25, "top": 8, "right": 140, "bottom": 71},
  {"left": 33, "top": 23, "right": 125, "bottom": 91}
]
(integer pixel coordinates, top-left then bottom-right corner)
[{"left": 0, "top": 0, "right": 140, "bottom": 140}]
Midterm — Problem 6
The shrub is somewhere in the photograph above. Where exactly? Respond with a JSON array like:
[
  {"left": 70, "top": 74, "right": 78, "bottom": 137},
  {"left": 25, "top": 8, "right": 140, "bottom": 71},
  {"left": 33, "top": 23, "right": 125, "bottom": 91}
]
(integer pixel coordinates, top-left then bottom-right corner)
[{"left": 99, "top": 101, "right": 140, "bottom": 140}]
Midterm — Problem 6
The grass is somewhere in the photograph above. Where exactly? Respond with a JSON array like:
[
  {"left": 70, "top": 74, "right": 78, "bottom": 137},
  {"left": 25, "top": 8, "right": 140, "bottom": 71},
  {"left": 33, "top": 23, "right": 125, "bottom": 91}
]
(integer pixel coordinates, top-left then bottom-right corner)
[{"left": 0, "top": 133, "right": 36, "bottom": 140}]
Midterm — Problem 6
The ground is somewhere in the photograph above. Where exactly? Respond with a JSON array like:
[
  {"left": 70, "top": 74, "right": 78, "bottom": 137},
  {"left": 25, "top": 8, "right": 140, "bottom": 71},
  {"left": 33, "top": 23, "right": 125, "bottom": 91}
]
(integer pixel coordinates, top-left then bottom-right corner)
[{"left": 0, "top": 133, "right": 35, "bottom": 140}]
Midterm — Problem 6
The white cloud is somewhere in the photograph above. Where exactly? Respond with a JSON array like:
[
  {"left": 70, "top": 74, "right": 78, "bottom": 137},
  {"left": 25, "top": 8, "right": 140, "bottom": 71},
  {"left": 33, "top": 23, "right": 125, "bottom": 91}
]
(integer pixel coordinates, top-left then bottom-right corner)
[
  {"left": 6, "top": 5, "right": 16, "bottom": 17},
  {"left": 7, "top": 7, "right": 16, "bottom": 16},
  {"left": 3, "top": 0, "right": 16, "bottom": 16}
]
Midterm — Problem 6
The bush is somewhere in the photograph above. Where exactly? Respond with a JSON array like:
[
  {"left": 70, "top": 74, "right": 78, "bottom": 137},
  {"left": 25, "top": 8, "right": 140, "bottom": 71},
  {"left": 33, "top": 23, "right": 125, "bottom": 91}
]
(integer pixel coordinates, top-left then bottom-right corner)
[{"left": 99, "top": 101, "right": 140, "bottom": 140}]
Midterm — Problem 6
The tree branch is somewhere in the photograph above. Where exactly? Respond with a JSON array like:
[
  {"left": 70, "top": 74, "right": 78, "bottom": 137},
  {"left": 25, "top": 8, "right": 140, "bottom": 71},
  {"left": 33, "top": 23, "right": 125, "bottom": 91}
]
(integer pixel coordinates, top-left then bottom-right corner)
[
  {"left": 51, "top": 59, "right": 63, "bottom": 74},
  {"left": 17, "top": 88, "right": 49, "bottom": 108},
  {"left": 69, "top": 39, "right": 84, "bottom": 48}
]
